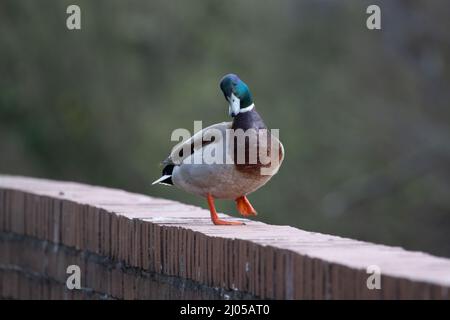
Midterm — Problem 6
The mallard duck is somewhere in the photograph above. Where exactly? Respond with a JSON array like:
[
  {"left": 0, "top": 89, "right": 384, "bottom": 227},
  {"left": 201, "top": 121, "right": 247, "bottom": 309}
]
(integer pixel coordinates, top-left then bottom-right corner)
[{"left": 152, "top": 74, "right": 284, "bottom": 225}]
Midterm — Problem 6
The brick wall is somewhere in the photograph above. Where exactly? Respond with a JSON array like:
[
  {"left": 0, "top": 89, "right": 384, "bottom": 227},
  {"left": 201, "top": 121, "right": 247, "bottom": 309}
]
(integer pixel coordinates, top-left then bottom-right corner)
[{"left": 0, "top": 175, "right": 449, "bottom": 299}]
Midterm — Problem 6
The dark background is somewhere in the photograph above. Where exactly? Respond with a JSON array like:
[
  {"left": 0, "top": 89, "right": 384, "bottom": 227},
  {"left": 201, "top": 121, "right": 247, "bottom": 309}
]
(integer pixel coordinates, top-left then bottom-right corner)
[{"left": 1, "top": 1, "right": 449, "bottom": 257}]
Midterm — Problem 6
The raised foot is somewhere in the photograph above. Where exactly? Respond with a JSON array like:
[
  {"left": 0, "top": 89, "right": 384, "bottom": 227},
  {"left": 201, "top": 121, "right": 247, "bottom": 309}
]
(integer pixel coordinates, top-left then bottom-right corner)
[{"left": 236, "top": 196, "right": 257, "bottom": 217}]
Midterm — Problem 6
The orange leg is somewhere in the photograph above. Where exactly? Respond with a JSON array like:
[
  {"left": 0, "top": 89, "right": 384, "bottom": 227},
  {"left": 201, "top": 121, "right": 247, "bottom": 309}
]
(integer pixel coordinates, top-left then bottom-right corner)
[
  {"left": 235, "top": 196, "right": 257, "bottom": 216},
  {"left": 207, "top": 194, "right": 244, "bottom": 226}
]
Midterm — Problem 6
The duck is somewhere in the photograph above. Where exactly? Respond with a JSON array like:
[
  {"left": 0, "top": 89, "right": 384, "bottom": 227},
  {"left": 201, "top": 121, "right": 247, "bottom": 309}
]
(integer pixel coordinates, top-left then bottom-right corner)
[{"left": 152, "top": 74, "right": 284, "bottom": 225}]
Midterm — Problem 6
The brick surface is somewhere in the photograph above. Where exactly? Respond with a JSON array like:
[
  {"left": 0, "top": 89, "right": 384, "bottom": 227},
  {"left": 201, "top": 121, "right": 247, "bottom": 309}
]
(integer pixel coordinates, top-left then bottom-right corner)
[{"left": 0, "top": 175, "right": 450, "bottom": 299}]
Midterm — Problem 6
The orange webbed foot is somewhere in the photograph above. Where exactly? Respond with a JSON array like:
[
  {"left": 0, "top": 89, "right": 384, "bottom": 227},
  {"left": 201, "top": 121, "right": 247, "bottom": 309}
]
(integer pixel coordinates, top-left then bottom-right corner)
[
  {"left": 207, "top": 194, "right": 245, "bottom": 226},
  {"left": 235, "top": 196, "right": 257, "bottom": 217},
  {"left": 211, "top": 219, "right": 245, "bottom": 226}
]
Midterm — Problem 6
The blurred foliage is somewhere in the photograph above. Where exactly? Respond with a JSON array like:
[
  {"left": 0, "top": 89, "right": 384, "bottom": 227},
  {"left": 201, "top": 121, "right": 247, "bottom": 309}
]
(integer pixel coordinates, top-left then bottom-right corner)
[{"left": 1, "top": 0, "right": 450, "bottom": 256}]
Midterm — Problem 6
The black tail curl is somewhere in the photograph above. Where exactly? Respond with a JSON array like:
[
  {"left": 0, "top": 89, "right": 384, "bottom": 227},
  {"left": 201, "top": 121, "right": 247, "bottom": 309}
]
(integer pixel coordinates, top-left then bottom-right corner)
[{"left": 161, "top": 164, "right": 174, "bottom": 185}]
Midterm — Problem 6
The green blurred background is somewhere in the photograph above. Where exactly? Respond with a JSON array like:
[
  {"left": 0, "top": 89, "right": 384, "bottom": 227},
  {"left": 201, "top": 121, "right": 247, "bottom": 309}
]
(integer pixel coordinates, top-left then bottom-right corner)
[{"left": 1, "top": 1, "right": 449, "bottom": 257}]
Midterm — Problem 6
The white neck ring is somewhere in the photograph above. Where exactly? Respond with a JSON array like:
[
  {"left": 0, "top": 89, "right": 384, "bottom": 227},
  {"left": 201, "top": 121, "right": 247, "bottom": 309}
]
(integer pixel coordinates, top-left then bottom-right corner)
[{"left": 239, "top": 103, "right": 255, "bottom": 113}]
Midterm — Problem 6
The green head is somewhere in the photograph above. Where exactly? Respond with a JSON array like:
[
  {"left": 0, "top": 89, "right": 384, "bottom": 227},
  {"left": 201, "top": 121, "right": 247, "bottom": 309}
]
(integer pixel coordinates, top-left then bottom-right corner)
[{"left": 219, "top": 74, "right": 254, "bottom": 117}]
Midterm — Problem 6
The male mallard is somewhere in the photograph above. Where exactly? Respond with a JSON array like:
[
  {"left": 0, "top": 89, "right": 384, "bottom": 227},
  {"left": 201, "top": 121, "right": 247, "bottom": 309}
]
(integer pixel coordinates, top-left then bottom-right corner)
[{"left": 153, "top": 74, "right": 284, "bottom": 225}]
